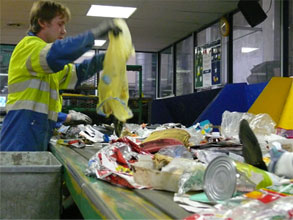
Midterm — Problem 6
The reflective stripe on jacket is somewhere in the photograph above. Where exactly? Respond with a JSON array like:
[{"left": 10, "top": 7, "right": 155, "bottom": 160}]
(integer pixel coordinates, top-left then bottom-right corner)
[{"left": 6, "top": 36, "right": 78, "bottom": 121}]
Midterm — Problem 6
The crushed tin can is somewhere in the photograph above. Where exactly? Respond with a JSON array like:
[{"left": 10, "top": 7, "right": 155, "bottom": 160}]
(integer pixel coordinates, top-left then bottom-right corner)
[{"left": 203, "top": 155, "right": 287, "bottom": 202}]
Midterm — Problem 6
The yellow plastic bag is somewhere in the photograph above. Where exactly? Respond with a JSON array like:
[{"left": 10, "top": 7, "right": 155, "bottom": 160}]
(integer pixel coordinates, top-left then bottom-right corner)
[{"left": 96, "top": 19, "right": 135, "bottom": 122}]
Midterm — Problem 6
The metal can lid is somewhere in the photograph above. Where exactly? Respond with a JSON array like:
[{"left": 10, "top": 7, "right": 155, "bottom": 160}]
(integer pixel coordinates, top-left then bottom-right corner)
[{"left": 203, "top": 155, "right": 237, "bottom": 202}]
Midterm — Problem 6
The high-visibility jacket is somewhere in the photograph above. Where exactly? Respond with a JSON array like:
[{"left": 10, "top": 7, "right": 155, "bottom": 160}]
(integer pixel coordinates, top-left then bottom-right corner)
[{"left": 0, "top": 31, "right": 104, "bottom": 151}]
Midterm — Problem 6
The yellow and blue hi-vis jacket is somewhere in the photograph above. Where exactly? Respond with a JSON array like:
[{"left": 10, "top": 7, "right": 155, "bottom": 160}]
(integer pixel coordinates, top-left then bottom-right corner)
[{"left": 0, "top": 31, "right": 104, "bottom": 151}]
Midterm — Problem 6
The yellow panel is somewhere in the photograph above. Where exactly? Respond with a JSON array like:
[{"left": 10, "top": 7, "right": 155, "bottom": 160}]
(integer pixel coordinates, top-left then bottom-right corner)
[
  {"left": 248, "top": 77, "right": 293, "bottom": 129},
  {"left": 278, "top": 80, "right": 293, "bottom": 129}
]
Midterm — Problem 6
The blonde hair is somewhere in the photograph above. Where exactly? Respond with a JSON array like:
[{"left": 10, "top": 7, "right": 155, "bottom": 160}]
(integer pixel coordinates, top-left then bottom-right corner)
[{"left": 28, "top": 0, "right": 71, "bottom": 34}]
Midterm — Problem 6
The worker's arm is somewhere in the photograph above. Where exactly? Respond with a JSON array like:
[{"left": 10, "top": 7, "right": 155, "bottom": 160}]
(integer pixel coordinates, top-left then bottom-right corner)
[
  {"left": 55, "top": 111, "right": 92, "bottom": 128},
  {"left": 57, "top": 51, "right": 105, "bottom": 90},
  {"left": 52, "top": 20, "right": 120, "bottom": 89},
  {"left": 74, "top": 53, "right": 105, "bottom": 87},
  {"left": 45, "top": 19, "right": 120, "bottom": 72},
  {"left": 46, "top": 31, "right": 95, "bottom": 72}
]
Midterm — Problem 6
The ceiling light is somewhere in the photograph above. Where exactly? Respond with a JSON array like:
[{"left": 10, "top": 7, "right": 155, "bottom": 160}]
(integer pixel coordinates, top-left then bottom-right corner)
[
  {"left": 241, "top": 47, "right": 259, "bottom": 53},
  {"left": 87, "top": 5, "right": 136, "bottom": 18},
  {"left": 94, "top": 40, "right": 106, "bottom": 47}
]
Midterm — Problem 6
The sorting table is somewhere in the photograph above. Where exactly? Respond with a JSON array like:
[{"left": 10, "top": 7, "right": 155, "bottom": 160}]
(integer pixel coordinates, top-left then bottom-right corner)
[{"left": 50, "top": 143, "right": 191, "bottom": 219}]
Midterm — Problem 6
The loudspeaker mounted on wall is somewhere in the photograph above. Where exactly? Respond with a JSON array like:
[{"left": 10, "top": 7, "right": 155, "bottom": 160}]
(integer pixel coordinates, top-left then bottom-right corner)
[{"left": 237, "top": 0, "right": 268, "bottom": 27}]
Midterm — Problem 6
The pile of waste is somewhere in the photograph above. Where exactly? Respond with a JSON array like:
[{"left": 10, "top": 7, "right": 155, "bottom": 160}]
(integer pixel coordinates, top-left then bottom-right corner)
[{"left": 53, "top": 110, "right": 293, "bottom": 219}]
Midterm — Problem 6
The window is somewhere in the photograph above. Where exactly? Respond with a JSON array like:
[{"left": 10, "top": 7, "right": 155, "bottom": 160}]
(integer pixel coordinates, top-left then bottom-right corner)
[
  {"left": 135, "top": 52, "right": 157, "bottom": 98},
  {"left": 289, "top": 0, "right": 293, "bottom": 77},
  {"left": 159, "top": 47, "right": 174, "bottom": 97},
  {"left": 125, "top": 52, "right": 157, "bottom": 98},
  {"left": 233, "top": 0, "right": 281, "bottom": 83},
  {"left": 176, "top": 35, "right": 193, "bottom": 96},
  {"left": 74, "top": 50, "right": 97, "bottom": 95},
  {"left": 0, "top": 44, "right": 15, "bottom": 113}
]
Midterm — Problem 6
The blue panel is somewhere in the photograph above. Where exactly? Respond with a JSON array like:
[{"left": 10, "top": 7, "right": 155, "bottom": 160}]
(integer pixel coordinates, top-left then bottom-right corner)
[
  {"left": 151, "top": 89, "right": 221, "bottom": 127},
  {"left": 194, "top": 82, "right": 267, "bottom": 126},
  {"left": 150, "top": 98, "right": 174, "bottom": 125},
  {"left": 245, "top": 82, "right": 268, "bottom": 107}
]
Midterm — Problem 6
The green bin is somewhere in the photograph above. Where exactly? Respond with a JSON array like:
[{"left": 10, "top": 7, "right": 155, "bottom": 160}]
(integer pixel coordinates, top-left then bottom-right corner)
[{"left": 0, "top": 151, "right": 62, "bottom": 219}]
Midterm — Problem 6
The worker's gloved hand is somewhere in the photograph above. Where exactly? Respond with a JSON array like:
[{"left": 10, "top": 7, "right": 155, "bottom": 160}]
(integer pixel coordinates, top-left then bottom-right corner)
[
  {"left": 65, "top": 110, "right": 92, "bottom": 125},
  {"left": 91, "top": 19, "right": 122, "bottom": 39}
]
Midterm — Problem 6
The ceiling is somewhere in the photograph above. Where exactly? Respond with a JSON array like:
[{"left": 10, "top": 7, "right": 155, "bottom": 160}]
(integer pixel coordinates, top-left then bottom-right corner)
[{"left": 0, "top": 0, "right": 239, "bottom": 52}]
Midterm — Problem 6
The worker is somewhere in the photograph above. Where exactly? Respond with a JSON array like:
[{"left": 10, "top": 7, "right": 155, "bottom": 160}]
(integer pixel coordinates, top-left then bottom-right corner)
[{"left": 0, "top": 0, "right": 121, "bottom": 151}]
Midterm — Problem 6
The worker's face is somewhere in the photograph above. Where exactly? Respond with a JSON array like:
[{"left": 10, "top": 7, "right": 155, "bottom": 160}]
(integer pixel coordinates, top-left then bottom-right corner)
[{"left": 40, "top": 15, "right": 67, "bottom": 43}]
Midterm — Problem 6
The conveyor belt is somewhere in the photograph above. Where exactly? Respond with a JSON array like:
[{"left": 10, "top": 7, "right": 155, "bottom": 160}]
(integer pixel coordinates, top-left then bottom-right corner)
[{"left": 51, "top": 143, "right": 191, "bottom": 219}]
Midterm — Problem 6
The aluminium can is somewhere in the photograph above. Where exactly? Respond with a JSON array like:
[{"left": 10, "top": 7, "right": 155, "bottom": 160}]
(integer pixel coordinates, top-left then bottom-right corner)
[{"left": 203, "top": 155, "right": 281, "bottom": 202}]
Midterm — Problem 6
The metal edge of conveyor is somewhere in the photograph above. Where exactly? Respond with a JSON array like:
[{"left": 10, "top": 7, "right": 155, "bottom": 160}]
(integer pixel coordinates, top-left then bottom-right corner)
[
  {"left": 133, "top": 189, "right": 190, "bottom": 219},
  {"left": 71, "top": 147, "right": 96, "bottom": 161},
  {"left": 65, "top": 161, "right": 119, "bottom": 219}
]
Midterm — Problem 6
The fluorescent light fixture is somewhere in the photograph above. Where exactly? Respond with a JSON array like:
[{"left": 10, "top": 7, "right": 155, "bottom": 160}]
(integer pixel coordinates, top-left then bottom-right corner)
[
  {"left": 87, "top": 5, "right": 136, "bottom": 18},
  {"left": 241, "top": 47, "right": 259, "bottom": 53},
  {"left": 94, "top": 40, "right": 106, "bottom": 47}
]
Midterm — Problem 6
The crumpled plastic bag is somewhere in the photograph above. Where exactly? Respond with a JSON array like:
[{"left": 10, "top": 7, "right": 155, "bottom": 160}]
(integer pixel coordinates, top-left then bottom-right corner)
[
  {"left": 221, "top": 111, "right": 276, "bottom": 139},
  {"left": 97, "top": 19, "right": 135, "bottom": 122},
  {"left": 175, "top": 160, "right": 206, "bottom": 194},
  {"left": 157, "top": 145, "right": 193, "bottom": 159},
  {"left": 185, "top": 126, "right": 205, "bottom": 146}
]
